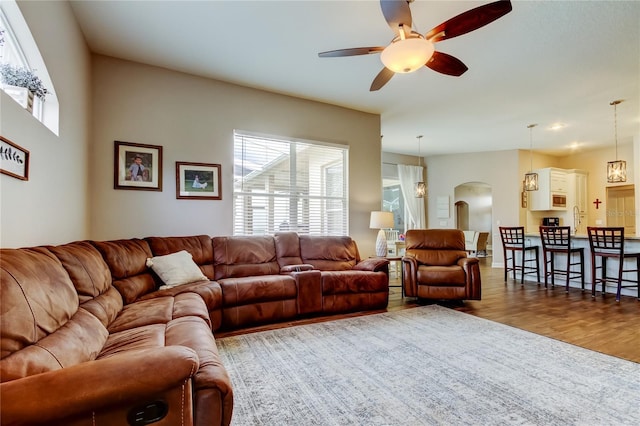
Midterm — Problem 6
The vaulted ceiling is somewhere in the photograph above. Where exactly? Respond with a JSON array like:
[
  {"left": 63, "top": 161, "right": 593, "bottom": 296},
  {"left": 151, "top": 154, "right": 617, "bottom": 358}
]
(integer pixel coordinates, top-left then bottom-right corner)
[{"left": 69, "top": 0, "right": 640, "bottom": 157}]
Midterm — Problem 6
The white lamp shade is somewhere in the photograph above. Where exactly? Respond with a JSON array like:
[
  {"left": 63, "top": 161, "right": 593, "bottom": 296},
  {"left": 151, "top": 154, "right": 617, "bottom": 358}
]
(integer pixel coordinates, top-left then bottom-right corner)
[
  {"left": 380, "top": 37, "right": 434, "bottom": 73},
  {"left": 369, "top": 211, "right": 394, "bottom": 229}
]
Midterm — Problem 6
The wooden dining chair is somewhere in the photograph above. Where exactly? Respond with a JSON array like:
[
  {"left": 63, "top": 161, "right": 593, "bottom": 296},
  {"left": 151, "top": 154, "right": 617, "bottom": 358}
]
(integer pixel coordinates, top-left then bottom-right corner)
[
  {"left": 539, "top": 226, "right": 584, "bottom": 292},
  {"left": 587, "top": 227, "right": 640, "bottom": 302},
  {"left": 499, "top": 226, "right": 540, "bottom": 284}
]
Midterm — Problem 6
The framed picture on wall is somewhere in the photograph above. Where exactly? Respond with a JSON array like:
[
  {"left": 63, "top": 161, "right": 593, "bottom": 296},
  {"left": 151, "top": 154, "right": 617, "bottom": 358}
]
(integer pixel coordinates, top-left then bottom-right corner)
[
  {"left": 114, "top": 141, "right": 163, "bottom": 191},
  {"left": 0, "top": 136, "right": 30, "bottom": 181},
  {"left": 176, "top": 161, "right": 221, "bottom": 200}
]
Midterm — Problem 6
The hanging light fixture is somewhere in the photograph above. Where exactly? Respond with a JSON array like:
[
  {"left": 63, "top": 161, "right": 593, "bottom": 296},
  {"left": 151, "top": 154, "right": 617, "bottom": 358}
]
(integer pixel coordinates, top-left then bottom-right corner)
[
  {"left": 380, "top": 25, "right": 435, "bottom": 74},
  {"left": 523, "top": 124, "right": 539, "bottom": 191},
  {"left": 607, "top": 99, "right": 626, "bottom": 183},
  {"left": 415, "top": 135, "right": 426, "bottom": 198}
]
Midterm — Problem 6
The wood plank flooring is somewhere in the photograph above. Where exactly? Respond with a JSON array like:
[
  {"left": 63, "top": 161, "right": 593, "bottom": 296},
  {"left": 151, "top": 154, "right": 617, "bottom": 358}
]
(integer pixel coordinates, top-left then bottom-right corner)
[
  {"left": 389, "top": 256, "right": 640, "bottom": 363},
  {"left": 217, "top": 257, "right": 640, "bottom": 363}
]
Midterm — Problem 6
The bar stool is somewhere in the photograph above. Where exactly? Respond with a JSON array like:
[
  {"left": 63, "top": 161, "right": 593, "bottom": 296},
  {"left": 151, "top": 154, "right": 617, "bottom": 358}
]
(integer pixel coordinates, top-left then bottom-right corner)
[
  {"left": 499, "top": 226, "right": 540, "bottom": 284},
  {"left": 587, "top": 227, "right": 640, "bottom": 302},
  {"left": 539, "top": 226, "right": 585, "bottom": 292}
]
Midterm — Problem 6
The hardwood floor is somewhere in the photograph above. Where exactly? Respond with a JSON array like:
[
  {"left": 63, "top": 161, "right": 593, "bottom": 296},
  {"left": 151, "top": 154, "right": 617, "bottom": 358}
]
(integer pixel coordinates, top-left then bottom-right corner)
[
  {"left": 389, "top": 256, "right": 640, "bottom": 363},
  {"left": 218, "top": 256, "right": 640, "bottom": 364}
]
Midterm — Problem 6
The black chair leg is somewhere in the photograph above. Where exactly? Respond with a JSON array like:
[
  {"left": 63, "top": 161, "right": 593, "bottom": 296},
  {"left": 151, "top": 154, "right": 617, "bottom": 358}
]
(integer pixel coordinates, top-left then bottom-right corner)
[
  {"left": 565, "top": 252, "right": 571, "bottom": 293},
  {"left": 580, "top": 251, "right": 585, "bottom": 291},
  {"left": 591, "top": 255, "right": 597, "bottom": 298}
]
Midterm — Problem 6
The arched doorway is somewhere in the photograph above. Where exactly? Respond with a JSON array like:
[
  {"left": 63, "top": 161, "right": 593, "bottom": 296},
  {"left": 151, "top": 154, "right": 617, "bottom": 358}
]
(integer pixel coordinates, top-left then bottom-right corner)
[
  {"left": 454, "top": 182, "right": 493, "bottom": 255},
  {"left": 455, "top": 201, "right": 469, "bottom": 230}
]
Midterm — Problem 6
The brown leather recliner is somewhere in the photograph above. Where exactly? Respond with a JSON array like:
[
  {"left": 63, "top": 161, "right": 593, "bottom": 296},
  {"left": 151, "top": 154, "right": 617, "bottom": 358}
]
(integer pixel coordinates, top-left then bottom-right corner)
[{"left": 402, "top": 229, "right": 481, "bottom": 300}]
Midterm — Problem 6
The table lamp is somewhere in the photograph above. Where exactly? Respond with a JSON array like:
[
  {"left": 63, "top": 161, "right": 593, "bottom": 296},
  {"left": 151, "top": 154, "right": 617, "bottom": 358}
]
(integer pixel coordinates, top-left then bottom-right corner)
[{"left": 369, "top": 211, "right": 394, "bottom": 257}]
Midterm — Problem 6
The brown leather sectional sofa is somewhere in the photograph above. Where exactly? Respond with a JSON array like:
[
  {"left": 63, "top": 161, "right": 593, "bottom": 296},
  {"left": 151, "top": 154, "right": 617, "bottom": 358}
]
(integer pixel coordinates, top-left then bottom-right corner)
[{"left": 0, "top": 232, "right": 389, "bottom": 426}]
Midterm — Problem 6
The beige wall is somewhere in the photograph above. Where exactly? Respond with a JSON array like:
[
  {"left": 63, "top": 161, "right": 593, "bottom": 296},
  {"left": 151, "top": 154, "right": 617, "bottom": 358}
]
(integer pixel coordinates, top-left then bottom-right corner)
[
  {"left": 424, "top": 141, "right": 638, "bottom": 268},
  {"left": 90, "top": 56, "right": 382, "bottom": 255},
  {"left": 426, "top": 150, "right": 520, "bottom": 267},
  {"left": 0, "top": 0, "right": 91, "bottom": 248},
  {"left": 560, "top": 141, "right": 634, "bottom": 228}
]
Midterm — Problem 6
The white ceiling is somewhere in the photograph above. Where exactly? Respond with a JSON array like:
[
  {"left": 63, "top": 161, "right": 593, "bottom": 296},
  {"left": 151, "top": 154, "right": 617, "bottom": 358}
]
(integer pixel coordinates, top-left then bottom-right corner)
[{"left": 68, "top": 0, "right": 640, "bottom": 157}]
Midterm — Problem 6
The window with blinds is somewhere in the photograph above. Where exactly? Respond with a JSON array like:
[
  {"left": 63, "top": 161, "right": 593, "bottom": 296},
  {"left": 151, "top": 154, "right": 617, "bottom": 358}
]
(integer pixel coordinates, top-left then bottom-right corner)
[{"left": 233, "top": 132, "right": 349, "bottom": 236}]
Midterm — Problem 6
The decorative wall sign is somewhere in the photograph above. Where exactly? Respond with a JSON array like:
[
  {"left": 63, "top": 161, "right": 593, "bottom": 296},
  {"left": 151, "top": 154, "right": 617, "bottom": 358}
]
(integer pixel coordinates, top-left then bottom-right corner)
[
  {"left": 0, "top": 136, "right": 29, "bottom": 181},
  {"left": 176, "top": 162, "right": 221, "bottom": 200},
  {"left": 114, "top": 141, "right": 163, "bottom": 191}
]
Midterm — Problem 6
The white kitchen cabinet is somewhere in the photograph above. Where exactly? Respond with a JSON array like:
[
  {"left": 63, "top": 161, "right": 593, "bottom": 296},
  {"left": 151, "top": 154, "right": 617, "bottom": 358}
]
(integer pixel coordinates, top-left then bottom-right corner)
[{"left": 529, "top": 168, "right": 568, "bottom": 211}]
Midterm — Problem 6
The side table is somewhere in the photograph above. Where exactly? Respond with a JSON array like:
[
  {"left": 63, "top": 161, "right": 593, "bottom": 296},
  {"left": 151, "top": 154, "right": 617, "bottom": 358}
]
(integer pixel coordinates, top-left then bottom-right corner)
[{"left": 370, "top": 255, "right": 403, "bottom": 296}]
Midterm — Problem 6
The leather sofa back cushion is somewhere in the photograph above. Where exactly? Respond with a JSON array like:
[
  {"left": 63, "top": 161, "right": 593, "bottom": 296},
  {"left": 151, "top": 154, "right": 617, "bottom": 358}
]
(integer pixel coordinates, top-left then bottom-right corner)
[
  {"left": 92, "top": 239, "right": 157, "bottom": 304},
  {"left": 405, "top": 229, "right": 467, "bottom": 266},
  {"left": 212, "top": 236, "right": 279, "bottom": 279},
  {"left": 274, "top": 232, "right": 304, "bottom": 267},
  {"left": 405, "top": 229, "right": 465, "bottom": 250},
  {"left": 299, "top": 236, "right": 359, "bottom": 271},
  {"left": 1, "top": 248, "right": 108, "bottom": 380},
  {"left": 48, "top": 241, "right": 124, "bottom": 328},
  {"left": 1, "top": 248, "right": 79, "bottom": 357},
  {"left": 146, "top": 235, "right": 215, "bottom": 280},
  {"left": 408, "top": 250, "right": 466, "bottom": 266},
  {"left": 1, "top": 308, "right": 108, "bottom": 381}
]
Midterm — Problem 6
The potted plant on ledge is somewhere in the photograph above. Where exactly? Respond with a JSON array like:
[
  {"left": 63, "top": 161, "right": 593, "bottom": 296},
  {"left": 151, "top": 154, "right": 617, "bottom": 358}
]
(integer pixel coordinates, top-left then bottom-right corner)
[{"left": 0, "top": 63, "right": 49, "bottom": 113}]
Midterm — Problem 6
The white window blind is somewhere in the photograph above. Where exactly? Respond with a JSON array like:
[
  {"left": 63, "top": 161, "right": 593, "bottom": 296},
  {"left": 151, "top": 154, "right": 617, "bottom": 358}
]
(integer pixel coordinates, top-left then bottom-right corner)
[{"left": 233, "top": 132, "right": 349, "bottom": 236}]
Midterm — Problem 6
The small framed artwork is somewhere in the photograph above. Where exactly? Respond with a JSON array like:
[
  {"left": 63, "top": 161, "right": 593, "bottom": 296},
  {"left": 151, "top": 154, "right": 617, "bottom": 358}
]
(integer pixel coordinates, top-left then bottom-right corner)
[
  {"left": 521, "top": 190, "right": 527, "bottom": 208},
  {"left": 176, "top": 162, "right": 221, "bottom": 200},
  {"left": 114, "top": 141, "right": 163, "bottom": 191},
  {"left": 0, "top": 136, "right": 29, "bottom": 181}
]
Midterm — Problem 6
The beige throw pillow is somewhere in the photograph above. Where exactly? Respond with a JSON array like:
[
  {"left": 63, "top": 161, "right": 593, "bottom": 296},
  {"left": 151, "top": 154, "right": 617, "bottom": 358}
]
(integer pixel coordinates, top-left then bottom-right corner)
[{"left": 146, "top": 250, "right": 208, "bottom": 289}]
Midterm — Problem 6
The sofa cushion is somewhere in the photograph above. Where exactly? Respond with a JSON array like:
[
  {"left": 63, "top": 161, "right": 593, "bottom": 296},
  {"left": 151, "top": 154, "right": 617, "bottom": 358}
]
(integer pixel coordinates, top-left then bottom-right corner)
[
  {"left": 47, "top": 241, "right": 124, "bottom": 328},
  {"left": 417, "top": 265, "right": 467, "bottom": 286},
  {"left": 1, "top": 308, "right": 108, "bottom": 381},
  {"left": 146, "top": 250, "right": 208, "bottom": 288},
  {"left": 0, "top": 248, "right": 80, "bottom": 357},
  {"left": 0, "top": 248, "right": 108, "bottom": 381},
  {"left": 145, "top": 235, "right": 215, "bottom": 280},
  {"left": 274, "top": 232, "right": 304, "bottom": 267},
  {"left": 299, "top": 235, "right": 360, "bottom": 270},
  {"left": 92, "top": 239, "right": 157, "bottom": 304},
  {"left": 319, "top": 270, "right": 389, "bottom": 295},
  {"left": 107, "top": 292, "right": 211, "bottom": 333},
  {"left": 405, "top": 229, "right": 467, "bottom": 266},
  {"left": 217, "top": 275, "right": 297, "bottom": 307},
  {"left": 213, "top": 236, "right": 280, "bottom": 279}
]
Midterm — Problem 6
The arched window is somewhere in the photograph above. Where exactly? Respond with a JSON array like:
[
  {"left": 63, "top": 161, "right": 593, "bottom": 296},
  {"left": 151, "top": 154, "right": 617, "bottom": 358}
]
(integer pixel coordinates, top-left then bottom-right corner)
[{"left": 1, "top": 1, "right": 59, "bottom": 135}]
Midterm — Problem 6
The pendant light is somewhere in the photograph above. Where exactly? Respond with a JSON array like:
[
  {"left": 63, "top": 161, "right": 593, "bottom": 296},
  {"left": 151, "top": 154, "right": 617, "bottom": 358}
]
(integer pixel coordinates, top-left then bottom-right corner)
[
  {"left": 523, "top": 124, "right": 538, "bottom": 191},
  {"left": 607, "top": 99, "right": 626, "bottom": 183},
  {"left": 415, "top": 135, "right": 426, "bottom": 198}
]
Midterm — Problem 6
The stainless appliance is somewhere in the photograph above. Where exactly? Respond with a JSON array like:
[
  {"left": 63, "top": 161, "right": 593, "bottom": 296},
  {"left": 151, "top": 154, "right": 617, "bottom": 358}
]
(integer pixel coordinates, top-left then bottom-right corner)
[
  {"left": 542, "top": 217, "right": 560, "bottom": 226},
  {"left": 551, "top": 193, "right": 567, "bottom": 208}
]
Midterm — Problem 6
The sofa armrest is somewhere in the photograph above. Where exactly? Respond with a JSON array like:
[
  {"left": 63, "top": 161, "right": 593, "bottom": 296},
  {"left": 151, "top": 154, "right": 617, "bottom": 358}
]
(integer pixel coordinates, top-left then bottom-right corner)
[
  {"left": 402, "top": 256, "right": 419, "bottom": 297},
  {"left": 280, "top": 263, "right": 315, "bottom": 273},
  {"left": 458, "top": 257, "right": 482, "bottom": 300},
  {"left": 353, "top": 257, "right": 389, "bottom": 272},
  {"left": 1, "top": 346, "right": 199, "bottom": 425}
]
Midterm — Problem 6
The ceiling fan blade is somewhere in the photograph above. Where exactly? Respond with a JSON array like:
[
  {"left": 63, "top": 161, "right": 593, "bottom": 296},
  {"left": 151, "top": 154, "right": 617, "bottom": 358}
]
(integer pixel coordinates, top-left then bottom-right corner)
[
  {"left": 426, "top": 51, "right": 468, "bottom": 77},
  {"left": 318, "top": 47, "right": 384, "bottom": 58},
  {"left": 425, "top": 0, "right": 512, "bottom": 43},
  {"left": 370, "top": 67, "right": 395, "bottom": 91},
  {"left": 380, "top": 0, "right": 413, "bottom": 36}
]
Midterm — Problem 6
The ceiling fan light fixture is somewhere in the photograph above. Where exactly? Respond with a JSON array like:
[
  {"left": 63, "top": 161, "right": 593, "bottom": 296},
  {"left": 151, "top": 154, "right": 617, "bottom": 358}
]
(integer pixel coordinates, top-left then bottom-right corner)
[{"left": 380, "top": 36, "right": 434, "bottom": 73}]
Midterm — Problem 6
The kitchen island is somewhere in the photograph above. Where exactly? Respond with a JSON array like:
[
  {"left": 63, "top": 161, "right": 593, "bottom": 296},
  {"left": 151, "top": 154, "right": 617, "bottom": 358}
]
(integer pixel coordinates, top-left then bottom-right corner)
[{"left": 522, "top": 232, "right": 640, "bottom": 299}]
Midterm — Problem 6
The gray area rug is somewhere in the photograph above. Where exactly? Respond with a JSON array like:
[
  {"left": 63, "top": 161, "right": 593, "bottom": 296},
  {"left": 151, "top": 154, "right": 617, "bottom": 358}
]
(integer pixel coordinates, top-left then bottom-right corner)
[{"left": 217, "top": 305, "right": 640, "bottom": 425}]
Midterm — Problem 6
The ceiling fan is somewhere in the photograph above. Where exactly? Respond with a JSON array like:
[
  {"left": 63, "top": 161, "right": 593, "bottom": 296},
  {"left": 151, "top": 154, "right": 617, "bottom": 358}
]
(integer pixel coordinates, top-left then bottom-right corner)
[{"left": 318, "top": 0, "right": 513, "bottom": 91}]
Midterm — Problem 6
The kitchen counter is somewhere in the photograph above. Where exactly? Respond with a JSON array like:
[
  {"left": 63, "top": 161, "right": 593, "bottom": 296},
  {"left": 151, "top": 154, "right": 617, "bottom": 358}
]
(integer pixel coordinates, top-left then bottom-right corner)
[{"left": 521, "top": 233, "right": 640, "bottom": 298}]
